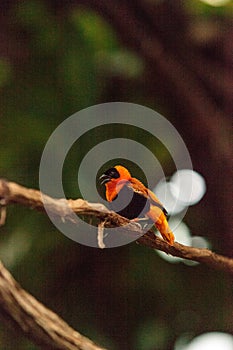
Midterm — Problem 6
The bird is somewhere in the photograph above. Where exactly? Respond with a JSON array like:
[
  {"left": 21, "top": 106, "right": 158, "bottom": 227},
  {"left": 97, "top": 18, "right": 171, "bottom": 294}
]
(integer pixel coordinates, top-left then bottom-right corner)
[{"left": 99, "top": 165, "right": 175, "bottom": 245}]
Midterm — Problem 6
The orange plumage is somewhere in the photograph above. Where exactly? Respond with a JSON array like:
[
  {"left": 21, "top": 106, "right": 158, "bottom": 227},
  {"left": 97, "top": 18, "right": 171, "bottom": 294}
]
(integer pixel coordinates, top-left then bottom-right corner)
[{"left": 99, "top": 165, "right": 175, "bottom": 245}]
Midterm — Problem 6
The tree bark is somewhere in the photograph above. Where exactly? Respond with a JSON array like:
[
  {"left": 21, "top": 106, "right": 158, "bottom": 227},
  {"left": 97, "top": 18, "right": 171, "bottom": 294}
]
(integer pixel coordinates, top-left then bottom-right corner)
[
  {"left": 0, "top": 260, "right": 107, "bottom": 350},
  {"left": 1, "top": 179, "right": 233, "bottom": 274}
]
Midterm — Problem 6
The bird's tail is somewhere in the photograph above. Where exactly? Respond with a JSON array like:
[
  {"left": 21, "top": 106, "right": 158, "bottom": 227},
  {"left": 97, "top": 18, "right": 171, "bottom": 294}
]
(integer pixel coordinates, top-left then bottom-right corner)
[
  {"left": 155, "top": 214, "right": 175, "bottom": 245},
  {"left": 147, "top": 206, "right": 175, "bottom": 245}
]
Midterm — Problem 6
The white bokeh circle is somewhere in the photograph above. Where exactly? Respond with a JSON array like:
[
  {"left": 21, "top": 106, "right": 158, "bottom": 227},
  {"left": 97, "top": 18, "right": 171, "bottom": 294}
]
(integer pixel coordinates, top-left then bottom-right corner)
[
  {"left": 153, "top": 179, "right": 187, "bottom": 215},
  {"left": 39, "top": 102, "right": 193, "bottom": 248},
  {"left": 171, "top": 170, "right": 206, "bottom": 205},
  {"left": 175, "top": 332, "right": 233, "bottom": 350}
]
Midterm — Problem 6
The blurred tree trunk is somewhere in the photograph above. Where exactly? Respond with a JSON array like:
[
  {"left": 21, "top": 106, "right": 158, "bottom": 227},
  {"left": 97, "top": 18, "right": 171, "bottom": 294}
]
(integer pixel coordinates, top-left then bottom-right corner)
[{"left": 76, "top": 0, "right": 233, "bottom": 256}]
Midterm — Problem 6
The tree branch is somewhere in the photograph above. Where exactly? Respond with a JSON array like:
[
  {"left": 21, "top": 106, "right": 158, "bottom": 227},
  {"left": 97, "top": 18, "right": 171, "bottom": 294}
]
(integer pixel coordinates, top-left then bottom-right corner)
[
  {"left": 0, "top": 178, "right": 233, "bottom": 348},
  {"left": 1, "top": 179, "right": 233, "bottom": 275},
  {"left": 0, "top": 260, "right": 107, "bottom": 350}
]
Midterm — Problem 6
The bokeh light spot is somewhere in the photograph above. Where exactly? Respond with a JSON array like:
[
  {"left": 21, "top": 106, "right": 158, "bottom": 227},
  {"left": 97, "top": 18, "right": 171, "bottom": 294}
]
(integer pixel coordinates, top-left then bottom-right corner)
[
  {"left": 170, "top": 170, "right": 206, "bottom": 206},
  {"left": 175, "top": 332, "right": 233, "bottom": 350},
  {"left": 153, "top": 180, "right": 186, "bottom": 215},
  {"left": 199, "top": 0, "right": 232, "bottom": 7}
]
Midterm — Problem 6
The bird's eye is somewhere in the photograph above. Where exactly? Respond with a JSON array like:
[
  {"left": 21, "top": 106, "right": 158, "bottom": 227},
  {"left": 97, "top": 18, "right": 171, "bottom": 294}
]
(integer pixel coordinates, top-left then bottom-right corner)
[{"left": 105, "top": 168, "right": 120, "bottom": 179}]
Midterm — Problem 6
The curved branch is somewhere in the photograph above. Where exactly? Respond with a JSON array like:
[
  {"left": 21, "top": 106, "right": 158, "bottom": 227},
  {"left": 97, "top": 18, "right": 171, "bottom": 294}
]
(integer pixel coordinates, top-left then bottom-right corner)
[
  {"left": 0, "top": 179, "right": 233, "bottom": 275},
  {"left": 0, "top": 260, "right": 107, "bottom": 350}
]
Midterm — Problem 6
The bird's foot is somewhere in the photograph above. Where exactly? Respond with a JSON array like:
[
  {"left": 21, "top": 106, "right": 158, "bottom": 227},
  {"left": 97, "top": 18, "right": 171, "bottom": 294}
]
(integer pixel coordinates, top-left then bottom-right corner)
[{"left": 130, "top": 218, "right": 152, "bottom": 231}]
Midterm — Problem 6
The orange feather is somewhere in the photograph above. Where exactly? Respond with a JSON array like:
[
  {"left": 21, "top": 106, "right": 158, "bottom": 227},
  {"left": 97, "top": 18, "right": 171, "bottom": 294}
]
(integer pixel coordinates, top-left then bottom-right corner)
[{"left": 101, "top": 165, "right": 175, "bottom": 245}]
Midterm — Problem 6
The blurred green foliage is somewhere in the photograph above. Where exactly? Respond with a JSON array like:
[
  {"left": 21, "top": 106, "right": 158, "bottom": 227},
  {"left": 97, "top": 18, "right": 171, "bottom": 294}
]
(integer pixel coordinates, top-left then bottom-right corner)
[{"left": 0, "top": 1, "right": 232, "bottom": 349}]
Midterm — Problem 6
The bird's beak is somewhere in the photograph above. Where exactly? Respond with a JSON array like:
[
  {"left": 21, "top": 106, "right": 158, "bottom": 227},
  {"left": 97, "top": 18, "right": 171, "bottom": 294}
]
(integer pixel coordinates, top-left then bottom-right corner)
[{"left": 99, "top": 174, "right": 111, "bottom": 185}]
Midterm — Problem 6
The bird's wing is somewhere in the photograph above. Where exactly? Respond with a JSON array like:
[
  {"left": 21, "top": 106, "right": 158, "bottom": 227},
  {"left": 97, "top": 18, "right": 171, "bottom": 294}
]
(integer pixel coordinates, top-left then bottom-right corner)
[
  {"left": 128, "top": 177, "right": 148, "bottom": 196},
  {"left": 147, "top": 189, "right": 168, "bottom": 216},
  {"left": 129, "top": 177, "right": 168, "bottom": 216}
]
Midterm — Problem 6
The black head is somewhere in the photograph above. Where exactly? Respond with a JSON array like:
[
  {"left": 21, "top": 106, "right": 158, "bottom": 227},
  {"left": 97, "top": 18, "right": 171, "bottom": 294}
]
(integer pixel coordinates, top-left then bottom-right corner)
[{"left": 99, "top": 167, "right": 120, "bottom": 185}]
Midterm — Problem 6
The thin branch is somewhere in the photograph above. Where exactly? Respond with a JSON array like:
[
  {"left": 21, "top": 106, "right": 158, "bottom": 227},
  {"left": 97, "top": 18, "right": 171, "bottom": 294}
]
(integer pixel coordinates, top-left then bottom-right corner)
[
  {"left": 0, "top": 179, "right": 233, "bottom": 275},
  {"left": 97, "top": 221, "right": 106, "bottom": 249},
  {"left": 138, "top": 233, "right": 233, "bottom": 275}
]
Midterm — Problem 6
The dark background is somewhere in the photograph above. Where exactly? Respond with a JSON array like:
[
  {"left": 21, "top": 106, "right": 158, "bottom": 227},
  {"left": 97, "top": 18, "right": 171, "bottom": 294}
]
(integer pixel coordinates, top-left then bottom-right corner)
[{"left": 0, "top": 1, "right": 232, "bottom": 349}]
